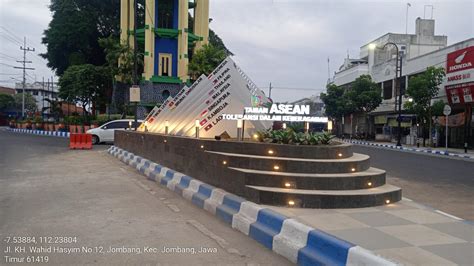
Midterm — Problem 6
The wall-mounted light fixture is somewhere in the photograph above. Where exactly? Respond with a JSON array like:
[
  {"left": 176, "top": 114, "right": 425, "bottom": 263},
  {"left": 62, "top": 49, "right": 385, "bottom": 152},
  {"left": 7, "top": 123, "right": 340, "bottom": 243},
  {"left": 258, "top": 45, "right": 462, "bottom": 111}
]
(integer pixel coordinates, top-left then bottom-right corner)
[{"left": 282, "top": 123, "right": 287, "bottom": 129}]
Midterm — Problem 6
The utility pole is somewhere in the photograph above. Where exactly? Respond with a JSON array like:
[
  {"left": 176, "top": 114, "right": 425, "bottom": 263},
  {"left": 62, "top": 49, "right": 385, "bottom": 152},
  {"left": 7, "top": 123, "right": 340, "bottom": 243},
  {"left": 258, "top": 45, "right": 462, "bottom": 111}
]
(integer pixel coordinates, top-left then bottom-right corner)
[
  {"left": 42, "top": 77, "right": 45, "bottom": 118},
  {"left": 13, "top": 37, "right": 35, "bottom": 119},
  {"left": 268, "top": 82, "right": 272, "bottom": 99}
]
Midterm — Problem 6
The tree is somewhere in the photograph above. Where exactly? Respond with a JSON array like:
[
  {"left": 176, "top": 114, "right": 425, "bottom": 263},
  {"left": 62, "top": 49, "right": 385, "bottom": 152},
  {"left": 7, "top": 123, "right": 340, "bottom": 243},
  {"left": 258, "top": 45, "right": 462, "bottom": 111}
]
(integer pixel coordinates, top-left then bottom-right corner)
[
  {"left": 345, "top": 75, "right": 382, "bottom": 137},
  {"left": 42, "top": 0, "right": 231, "bottom": 77},
  {"left": 188, "top": 44, "right": 227, "bottom": 80},
  {"left": 59, "top": 64, "right": 110, "bottom": 119},
  {"left": 346, "top": 75, "right": 382, "bottom": 114},
  {"left": 13, "top": 93, "right": 38, "bottom": 115},
  {"left": 320, "top": 83, "right": 351, "bottom": 119},
  {"left": 41, "top": 0, "right": 120, "bottom": 75},
  {"left": 99, "top": 36, "right": 139, "bottom": 85},
  {"left": 404, "top": 66, "right": 445, "bottom": 145},
  {"left": 320, "top": 83, "right": 353, "bottom": 137},
  {"left": 0, "top": 93, "right": 15, "bottom": 110},
  {"left": 42, "top": 99, "right": 64, "bottom": 122}
]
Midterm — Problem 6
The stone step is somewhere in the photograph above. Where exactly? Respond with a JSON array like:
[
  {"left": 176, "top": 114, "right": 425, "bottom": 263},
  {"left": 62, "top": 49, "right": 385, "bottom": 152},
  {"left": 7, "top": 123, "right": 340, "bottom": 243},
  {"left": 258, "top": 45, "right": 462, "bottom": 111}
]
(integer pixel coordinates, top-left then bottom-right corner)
[
  {"left": 205, "top": 151, "right": 371, "bottom": 173},
  {"left": 204, "top": 140, "right": 354, "bottom": 159},
  {"left": 230, "top": 167, "right": 386, "bottom": 190},
  {"left": 245, "top": 184, "right": 402, "bottom": 208}
]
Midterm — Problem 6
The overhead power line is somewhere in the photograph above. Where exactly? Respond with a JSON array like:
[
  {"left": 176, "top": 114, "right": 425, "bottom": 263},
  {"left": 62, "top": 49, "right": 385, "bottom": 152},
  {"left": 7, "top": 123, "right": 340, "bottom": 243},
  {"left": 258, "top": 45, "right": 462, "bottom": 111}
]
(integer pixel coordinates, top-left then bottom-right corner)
[
  {"left": 0, "top": 33, "right": 22, "bottom": 46},
  {"left": 0, "top": 26, "right": 23, "bottom": 43},
  {"left": 0, "top": 62, "right": 17, "bottom": 68}
]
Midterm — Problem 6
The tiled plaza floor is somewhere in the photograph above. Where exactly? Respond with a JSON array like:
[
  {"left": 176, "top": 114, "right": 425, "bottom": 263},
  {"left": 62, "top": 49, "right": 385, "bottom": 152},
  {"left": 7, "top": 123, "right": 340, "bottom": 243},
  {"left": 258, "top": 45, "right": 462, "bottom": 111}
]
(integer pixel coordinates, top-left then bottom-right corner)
[{"left": 267, "top": 198, "right": 474, "bottom": 265}]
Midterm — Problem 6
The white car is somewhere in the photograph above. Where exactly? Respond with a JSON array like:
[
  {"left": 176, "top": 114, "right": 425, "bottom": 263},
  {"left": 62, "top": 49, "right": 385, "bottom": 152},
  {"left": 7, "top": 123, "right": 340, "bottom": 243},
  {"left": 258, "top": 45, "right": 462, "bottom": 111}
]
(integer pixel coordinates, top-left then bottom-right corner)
[{"left": 87, "top": 119, "right": 143, "bottom": 144}]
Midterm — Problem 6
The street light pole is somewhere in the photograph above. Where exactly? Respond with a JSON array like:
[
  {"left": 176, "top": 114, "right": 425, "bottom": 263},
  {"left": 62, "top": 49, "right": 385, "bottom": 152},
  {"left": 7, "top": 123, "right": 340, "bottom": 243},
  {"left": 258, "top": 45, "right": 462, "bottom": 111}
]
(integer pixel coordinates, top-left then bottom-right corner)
[{"left": 381, "top": 42, "right": 403, "bottom": 146}]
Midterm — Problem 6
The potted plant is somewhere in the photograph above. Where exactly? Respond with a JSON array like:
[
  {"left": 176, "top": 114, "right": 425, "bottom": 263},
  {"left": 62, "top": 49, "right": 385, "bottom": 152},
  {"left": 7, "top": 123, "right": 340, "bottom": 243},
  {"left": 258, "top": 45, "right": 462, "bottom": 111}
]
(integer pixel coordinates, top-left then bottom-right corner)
[
  {"left": 25, "top": 119, "right": 32, "bottom": 129},
  {"left": 34, "top": 116, "right": 43, "bottom": 130},
  {"left": 9, "top": 119, "right": 16, "bottom": 128}
]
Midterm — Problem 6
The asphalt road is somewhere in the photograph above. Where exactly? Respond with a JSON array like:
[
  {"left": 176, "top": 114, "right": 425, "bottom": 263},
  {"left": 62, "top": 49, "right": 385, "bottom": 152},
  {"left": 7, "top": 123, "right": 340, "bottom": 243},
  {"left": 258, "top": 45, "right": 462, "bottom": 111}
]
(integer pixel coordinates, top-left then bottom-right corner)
[
  {"left": 0, "top": 130, "right": 291, "bottom": 265},
  {"left": 353, "top": 145, "right": 474, "bottom": 221}
]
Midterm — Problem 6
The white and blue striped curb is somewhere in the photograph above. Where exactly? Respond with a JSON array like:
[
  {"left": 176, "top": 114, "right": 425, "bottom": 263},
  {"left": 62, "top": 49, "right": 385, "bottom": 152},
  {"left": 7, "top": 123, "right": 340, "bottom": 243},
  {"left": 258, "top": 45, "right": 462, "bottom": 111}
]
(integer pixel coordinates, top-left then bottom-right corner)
[
  {"left": 107, "top": 145, "right": 397, "bottom": 266},
  {"left": 344, "top": 140, "right": 474, "bottom": 160},
  {"left": 8, "top": 128, "right": 70, "bottom": 138}
]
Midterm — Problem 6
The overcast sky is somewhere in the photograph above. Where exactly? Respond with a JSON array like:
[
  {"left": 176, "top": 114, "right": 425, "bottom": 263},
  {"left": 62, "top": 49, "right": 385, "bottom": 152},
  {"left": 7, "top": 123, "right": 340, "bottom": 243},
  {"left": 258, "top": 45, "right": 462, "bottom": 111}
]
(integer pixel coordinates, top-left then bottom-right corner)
[{"left": 1, "top": 0, "right": 473, "bottom": 102}]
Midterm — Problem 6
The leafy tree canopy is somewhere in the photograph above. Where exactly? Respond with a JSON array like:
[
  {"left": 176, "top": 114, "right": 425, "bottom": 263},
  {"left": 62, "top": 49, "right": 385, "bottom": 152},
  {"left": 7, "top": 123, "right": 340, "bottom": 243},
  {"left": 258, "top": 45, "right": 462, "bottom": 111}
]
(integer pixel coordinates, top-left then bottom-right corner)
[
  {"left": 346, "top": 75, "right": 382, "bottom": 113},
  {"left": 188, "top": 44, "right": 227, "bottom": 80},
  {"left": 43, "top": 0, "right": 231, "bottom": 77},
  {"left": 0, "top": 93, "right": 15, "bottom": 110},
  {"left": 13, "top": 93, "right": 37, "bottom": 114},
  {"left": 320, "top": 83, "right": 350, "bottom": 119},
  {"left": 42, "top": 0, "right": 120, "bottom": 75},
  {"left": 58, "top": 64, "right": 110, "bottom": 113},
  {"left": 99, "top": 36, "right": 138, "bottom": 85},
  {"left": 404, "top": 66, "right": 445, "bottom": 124}
]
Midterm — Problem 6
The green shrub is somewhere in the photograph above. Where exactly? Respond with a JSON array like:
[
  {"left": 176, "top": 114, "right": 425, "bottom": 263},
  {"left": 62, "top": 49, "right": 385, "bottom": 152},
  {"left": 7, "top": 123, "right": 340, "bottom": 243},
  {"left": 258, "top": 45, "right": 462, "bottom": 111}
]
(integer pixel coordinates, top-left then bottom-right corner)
[{"left": 255, "top": 128, "right": 335, "bottom": 145}]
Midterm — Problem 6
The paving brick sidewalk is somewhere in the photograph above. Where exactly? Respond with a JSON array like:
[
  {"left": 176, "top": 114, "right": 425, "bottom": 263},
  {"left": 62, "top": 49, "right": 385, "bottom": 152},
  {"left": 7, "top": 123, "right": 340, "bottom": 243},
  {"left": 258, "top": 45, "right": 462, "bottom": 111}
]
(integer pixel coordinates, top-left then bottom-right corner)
[{"left": 268, "top": 199, "right": 474, "bottom": 265}]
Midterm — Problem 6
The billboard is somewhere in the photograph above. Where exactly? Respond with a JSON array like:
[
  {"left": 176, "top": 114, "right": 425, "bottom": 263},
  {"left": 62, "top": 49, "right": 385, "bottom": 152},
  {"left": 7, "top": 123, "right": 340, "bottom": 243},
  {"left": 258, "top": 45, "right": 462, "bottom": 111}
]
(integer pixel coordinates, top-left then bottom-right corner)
[{"left": 445, "top": 46, "right": 474, "bottom": 105}]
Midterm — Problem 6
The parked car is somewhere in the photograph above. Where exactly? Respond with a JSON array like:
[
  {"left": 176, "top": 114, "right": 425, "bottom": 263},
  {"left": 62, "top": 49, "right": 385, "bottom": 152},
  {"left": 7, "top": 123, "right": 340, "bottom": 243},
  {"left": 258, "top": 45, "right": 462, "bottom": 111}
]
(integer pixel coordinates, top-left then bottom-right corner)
[{"left": 86, "top": 119, "right": 143, "bottom": 144}]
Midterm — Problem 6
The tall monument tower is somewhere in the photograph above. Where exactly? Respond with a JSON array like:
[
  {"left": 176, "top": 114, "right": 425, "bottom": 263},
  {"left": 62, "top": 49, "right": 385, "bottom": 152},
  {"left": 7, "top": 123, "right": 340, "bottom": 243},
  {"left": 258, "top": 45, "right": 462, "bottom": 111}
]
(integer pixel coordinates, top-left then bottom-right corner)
[{"left": 120, "top": 0, "right": 210, "bottom": 84}]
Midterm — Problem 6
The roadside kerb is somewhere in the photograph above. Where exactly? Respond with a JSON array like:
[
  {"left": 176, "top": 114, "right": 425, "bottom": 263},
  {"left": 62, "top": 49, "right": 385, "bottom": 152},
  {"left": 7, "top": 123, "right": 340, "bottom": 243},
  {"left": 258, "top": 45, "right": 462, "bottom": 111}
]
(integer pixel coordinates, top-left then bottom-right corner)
[
  {"left": 107, "top": 145, "right": 397, "bottom": 266},
  {"left": 343, "top": 139, "right": 474, "bottom": 160},
  {"left": 8, "top": 128, "right": 70, "bottom": 138}
]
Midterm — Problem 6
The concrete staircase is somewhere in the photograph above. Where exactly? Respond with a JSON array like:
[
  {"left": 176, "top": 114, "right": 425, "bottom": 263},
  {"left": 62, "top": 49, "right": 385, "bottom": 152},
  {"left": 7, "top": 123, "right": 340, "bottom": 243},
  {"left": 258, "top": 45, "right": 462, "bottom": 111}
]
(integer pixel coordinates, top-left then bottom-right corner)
[{"left": 205, "top": 150, "right": 401, "bottom": 208}]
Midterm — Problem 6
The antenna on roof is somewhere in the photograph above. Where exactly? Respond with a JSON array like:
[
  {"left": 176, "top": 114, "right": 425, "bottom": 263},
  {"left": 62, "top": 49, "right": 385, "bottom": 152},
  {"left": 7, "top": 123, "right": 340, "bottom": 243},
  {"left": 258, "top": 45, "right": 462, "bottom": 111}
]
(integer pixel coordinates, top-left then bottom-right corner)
[{"left": 424, "top": 5, "right": 434, "bottom": 19}]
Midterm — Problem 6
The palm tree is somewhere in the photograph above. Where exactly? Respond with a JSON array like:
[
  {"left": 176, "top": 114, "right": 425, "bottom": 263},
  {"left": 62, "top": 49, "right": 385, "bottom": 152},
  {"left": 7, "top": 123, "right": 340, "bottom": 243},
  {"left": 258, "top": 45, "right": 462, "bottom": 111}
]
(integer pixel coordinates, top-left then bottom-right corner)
[{"left": 42, "top": 98, "right": 63, "bottom": 122}]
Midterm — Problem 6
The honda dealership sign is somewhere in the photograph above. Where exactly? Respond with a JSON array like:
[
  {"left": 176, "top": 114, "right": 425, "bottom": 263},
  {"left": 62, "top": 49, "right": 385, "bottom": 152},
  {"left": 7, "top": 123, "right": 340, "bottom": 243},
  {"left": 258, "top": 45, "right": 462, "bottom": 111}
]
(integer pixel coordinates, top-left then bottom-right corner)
[{"left": 445, "top": 46, "right": 474, "bottom": 105}]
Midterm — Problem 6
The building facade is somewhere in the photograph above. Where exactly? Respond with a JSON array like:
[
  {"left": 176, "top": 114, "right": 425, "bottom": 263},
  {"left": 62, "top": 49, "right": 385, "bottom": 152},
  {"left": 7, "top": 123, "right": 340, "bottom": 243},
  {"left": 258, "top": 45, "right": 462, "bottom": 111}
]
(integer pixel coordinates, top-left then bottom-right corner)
[
  {"left": 14, "top": 82, "right": 59, "bottom": 116},
  {"left": 333, "top": 18, "right": 473, "bottom": 148},
  {"left": 117, "top": 0, "right": 210, "bottom": 117}
]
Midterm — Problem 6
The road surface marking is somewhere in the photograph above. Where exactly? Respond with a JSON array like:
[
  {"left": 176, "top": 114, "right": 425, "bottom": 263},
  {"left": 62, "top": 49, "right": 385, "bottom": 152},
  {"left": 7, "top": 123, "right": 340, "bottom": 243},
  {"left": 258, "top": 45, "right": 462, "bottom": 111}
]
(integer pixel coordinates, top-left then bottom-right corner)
[
  {"left": 435, "top": 210, "right": 464, "bottom": 221},
  {"left": 167, "top": 204, "right": 180, "bottom": 212}
]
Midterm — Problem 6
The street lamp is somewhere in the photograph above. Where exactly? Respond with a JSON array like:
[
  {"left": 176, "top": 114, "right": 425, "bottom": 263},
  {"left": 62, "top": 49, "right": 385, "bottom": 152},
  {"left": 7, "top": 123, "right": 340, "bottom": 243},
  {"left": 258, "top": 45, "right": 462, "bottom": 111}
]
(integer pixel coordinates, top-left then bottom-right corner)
[{"left": 370, "top": 42, "right": 404, "bottom": 146}]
